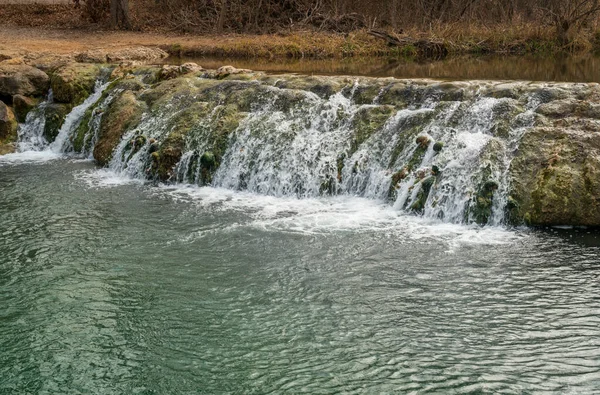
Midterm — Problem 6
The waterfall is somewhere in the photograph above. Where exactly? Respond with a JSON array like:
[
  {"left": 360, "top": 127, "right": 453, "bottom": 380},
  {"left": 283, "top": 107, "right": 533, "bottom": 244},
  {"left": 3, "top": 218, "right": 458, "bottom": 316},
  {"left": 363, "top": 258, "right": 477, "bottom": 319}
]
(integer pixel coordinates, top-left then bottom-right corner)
[
  {"left": 16, "top": 91, "right": 53, "bottom": 152},
  {"left": 13, "top": 73, "right": 558, "bottom": 226},
  {"left": 50, "top": 80, "right": 110, "bottom": 153},
  {"left": 15, "top": 80, "right": 110, "bottom": 156}
]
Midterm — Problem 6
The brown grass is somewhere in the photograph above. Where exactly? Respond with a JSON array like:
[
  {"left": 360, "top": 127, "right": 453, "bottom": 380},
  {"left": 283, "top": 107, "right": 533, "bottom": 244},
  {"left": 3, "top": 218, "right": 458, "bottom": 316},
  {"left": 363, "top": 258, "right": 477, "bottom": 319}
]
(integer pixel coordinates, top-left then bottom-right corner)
[{"left": 0, "top": 4, "right": 597, "bottom": 60}]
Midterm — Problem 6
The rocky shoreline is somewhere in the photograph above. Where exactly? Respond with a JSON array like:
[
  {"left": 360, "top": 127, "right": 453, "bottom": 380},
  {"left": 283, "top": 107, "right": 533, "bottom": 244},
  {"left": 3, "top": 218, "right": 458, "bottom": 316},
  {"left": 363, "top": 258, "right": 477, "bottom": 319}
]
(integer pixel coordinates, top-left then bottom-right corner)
[{"left": 1, "top": 47, "right": 599, "bottom": 227}]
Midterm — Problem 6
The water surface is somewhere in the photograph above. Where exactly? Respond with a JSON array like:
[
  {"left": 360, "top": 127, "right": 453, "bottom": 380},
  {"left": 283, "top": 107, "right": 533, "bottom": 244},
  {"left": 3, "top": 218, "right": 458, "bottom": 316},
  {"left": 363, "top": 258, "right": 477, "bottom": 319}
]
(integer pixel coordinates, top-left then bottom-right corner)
[
  {"left": 2, "top": 157, "right": 600, "bottom": 393},
  {"left": 172, "top": 54, "right": 600, "bottom": 83}
]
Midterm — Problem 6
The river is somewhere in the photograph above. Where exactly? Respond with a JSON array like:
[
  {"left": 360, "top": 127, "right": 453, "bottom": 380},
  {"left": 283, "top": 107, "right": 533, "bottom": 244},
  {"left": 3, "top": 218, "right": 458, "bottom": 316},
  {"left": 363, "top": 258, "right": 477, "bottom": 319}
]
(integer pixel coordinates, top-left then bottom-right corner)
[{"left": 2, "top": 155, "right": 600, "bottom": 393}]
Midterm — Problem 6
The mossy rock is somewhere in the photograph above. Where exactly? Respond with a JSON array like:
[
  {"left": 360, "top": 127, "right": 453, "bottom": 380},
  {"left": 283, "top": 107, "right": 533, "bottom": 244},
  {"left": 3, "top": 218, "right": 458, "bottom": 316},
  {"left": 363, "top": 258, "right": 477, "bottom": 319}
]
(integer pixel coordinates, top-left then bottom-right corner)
[
  {"left": 43, "top": 103, "right": 72, "bottom": 143},
  {"left": 388, "top": 167, "right": 409, "bottom": 201},
  {"left": 269, "top": 75, "right": 348, "bottom": 99},
  {"left": 72, "top": 104, "right": 96, "bottom": 153},
  {"left": 93, "top": 91, "right": 146, "bottom": 166},
  {"left": 50, "top": 63, "right": 101, "bottom": 105},
  {"left": 140, "top": 77, "right": 219, "bottom": 109},
  {"left": 0, "top": 141, "right": 16, "bottom": 155},
  {"left": 0, "top": 101, "right": 18, "bottom": 146},
  {"left": 349, "top": 83, "right": 387, "bottom": 105},
  {"left": 387, "top": 110, "right": 435, "bottom": 167},
  {"left": 509, "top": 126, "right": 600, "bottom": 226},
  {"left": 469, "top": 180, "right": 498, "bottom": 225},
  {"left": 350, "top": 105, "right": 394, "bottom": 155}
]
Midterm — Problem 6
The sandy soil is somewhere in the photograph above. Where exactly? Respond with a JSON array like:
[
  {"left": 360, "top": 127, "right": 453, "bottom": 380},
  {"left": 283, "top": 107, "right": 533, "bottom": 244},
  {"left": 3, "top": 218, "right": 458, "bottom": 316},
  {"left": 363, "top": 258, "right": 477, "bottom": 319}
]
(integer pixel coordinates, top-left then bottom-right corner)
[{"left": 0, "top": 25, "right": 241, "bottom": 56}]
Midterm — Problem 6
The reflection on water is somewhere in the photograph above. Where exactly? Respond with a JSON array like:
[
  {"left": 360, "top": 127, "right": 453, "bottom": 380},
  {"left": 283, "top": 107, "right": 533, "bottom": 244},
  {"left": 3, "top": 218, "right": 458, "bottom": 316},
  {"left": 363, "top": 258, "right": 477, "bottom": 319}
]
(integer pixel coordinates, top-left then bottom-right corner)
[{"left": 168, "top": 54, "right": 600, "bottom": 82}]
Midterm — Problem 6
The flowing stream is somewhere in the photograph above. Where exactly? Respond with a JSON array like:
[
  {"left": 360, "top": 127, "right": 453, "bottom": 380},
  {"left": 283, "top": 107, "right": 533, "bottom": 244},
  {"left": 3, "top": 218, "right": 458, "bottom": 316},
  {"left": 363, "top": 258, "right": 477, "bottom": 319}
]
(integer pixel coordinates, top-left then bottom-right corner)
[{"left": 2, "top": 74, "right": 600, "bottom": 393}]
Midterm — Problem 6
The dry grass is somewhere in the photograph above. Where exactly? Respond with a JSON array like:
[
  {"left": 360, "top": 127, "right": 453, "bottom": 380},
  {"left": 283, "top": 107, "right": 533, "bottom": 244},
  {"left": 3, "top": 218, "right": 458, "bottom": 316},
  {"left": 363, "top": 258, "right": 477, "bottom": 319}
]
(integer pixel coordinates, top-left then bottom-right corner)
[
  {"left": 165, "top": 31, "right": 392, "bottom": 59},
  {"left": 0, "top": 4, "right": 598, "bottom": 59}
]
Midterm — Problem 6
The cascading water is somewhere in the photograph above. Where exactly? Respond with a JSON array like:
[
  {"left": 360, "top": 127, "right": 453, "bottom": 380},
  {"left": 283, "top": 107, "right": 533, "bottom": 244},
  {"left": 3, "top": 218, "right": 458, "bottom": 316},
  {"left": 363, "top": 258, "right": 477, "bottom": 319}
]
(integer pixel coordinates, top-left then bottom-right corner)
[
  {"left": 13, "top": 73, "right": 568, "bottom": 226},
  {"left": 16, "top": 91, "right": 53, "bottom": 152},
  {"left": 14, "top": 80, "right": 110, "bottom": 156}
]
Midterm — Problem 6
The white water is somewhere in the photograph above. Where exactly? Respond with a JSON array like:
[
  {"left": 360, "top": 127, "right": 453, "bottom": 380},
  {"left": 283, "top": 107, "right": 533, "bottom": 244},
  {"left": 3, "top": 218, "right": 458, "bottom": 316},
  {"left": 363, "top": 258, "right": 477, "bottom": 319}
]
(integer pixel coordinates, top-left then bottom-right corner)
[
  {"left": 6, "top": 76, "right": 553, "bottom": 226},
  {"left": 2, "top": 80, "right": 111, "bottom": 165},
  {"left": 50, "top": 80, "right": 111, "bottom": 153}
]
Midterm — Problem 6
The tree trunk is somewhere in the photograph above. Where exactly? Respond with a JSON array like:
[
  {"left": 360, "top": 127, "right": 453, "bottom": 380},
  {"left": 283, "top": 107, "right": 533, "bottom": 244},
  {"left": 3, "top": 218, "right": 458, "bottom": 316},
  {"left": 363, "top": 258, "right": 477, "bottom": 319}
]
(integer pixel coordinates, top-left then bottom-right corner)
[
  {"left": 217, "top": 0, "right": 227, "bottom": 32},
  {"left": 390, "top": 0, "right": 398, "bottom": 29},
  {"left": 111, "top": 0, "right": 131, "bottom": 30}
]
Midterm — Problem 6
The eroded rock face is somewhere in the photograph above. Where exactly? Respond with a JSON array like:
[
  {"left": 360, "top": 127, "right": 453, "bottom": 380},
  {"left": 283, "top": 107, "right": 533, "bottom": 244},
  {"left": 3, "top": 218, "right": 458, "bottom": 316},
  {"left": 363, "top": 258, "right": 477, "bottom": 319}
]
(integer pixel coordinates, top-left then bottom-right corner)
[
  {"left": 50, "top": 63, "right": 101, "bottom": 105},
  {"left": 0, "top": 64, "right": 50, "bottom": 100},
  {"left": 510, "top": 126, "right": 600, "bottom": 226},
  {"left": 93, "top": 91, "right": 147, "bottom": 166}
]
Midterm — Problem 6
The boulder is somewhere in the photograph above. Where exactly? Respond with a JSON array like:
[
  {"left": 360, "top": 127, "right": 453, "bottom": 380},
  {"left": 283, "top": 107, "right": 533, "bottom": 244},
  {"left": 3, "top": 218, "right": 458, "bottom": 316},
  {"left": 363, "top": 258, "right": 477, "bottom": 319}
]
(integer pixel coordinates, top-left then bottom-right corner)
[
  {"left": 216, "top": 65, "right": 252, "bottom": 79},
  {"left": 536, "top": 99, "right": 578, "bottom": 118},
  {"left": 50, "top": 63, "right": 100, "bottom": 105},
  {"left": 0, "top": 65, "right": 50, "bottom": 100},
  {"left": 0, "top": 101, "right": 18, "bottom": 154},
  {"left": 510, "top": 126, "right": 600, "bottom": 226},
  {"left": 12, "top": 94, "right": 37, "bottom": 122}
]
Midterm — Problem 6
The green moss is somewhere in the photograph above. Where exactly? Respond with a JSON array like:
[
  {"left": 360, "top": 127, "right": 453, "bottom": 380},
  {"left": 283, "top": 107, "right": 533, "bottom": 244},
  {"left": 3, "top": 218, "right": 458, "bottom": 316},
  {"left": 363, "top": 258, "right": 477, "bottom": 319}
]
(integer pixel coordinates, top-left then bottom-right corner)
[
  {"left": 50, "top": 63, "right": 101, "bottom": 106},
  {"left": 350, "top": 105, "right": 394, "bottom": 155},
  {"left": 470, "top": 179, "right": 499, "bottom": 225},
  {"left": 43, "top": 103, "right": 72, "bottom": 143},
  {"left": 93, "top": 91, "right": 146, "bottom": 166},
  {"left": 198, "top": 151, "right": 217, "bottom": 184}
]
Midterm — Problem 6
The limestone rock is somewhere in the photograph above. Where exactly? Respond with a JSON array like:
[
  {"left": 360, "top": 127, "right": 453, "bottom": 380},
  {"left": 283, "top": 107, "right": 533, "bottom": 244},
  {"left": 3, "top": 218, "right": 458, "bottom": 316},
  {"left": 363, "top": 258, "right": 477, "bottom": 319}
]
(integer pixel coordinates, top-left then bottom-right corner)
[
  {"left": 50, "top": 63, "right": 100, "bottom": 105},
  {"left": 12, "top": 94, "right": 37, "bottom": 122},
  {"left": 510, "top": 126, "right": 600, "bottom": 226},
  {"left": 159, "top": 62, "right": 203, "bottom": 80},
  {"left": 536, "top": 99, "right": 578, "bottom": 118},
  {"left": 0, "top": 64, "right": 50, "bottom": 100},
  {"left": 0, "top": 101, "right": 18, "bottom": 154},
  {"left": 216, "top": 65, "right": 252, "bottom": 79},
  {"left": 93, "top": 91, "right": 147, "bottom": 166}
]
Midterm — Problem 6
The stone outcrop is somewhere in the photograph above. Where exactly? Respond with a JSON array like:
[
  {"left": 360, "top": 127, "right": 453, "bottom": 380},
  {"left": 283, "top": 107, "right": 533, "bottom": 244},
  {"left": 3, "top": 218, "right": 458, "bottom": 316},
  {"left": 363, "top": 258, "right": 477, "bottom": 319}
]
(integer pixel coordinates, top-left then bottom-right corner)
[
  {"left": 50, "top": 63, "right": 101, "bottom": 105},
  {"left": 0, "top": 64, "right": 50, "bottom": 100},
  {"left": 75, "top": 47, "right": 169, "bottom": 64},
  {"left": 3, "top": 61, "right": 600, "bottom": 227}
]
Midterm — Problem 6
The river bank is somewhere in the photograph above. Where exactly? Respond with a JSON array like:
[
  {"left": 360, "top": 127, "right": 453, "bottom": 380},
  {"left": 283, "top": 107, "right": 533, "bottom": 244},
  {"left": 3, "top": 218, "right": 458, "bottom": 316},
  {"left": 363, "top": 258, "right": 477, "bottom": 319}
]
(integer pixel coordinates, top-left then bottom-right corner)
[{"left": 0, "top": 18, "right": 592, "bottom": 63}]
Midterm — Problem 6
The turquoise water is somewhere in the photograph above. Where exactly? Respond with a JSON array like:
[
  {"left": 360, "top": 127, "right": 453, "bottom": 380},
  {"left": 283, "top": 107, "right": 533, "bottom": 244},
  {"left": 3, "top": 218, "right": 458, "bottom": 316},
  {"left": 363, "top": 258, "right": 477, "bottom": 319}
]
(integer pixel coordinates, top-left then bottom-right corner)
[{"left": 2, "top": 157, "right": 600, "bottom": 394}]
